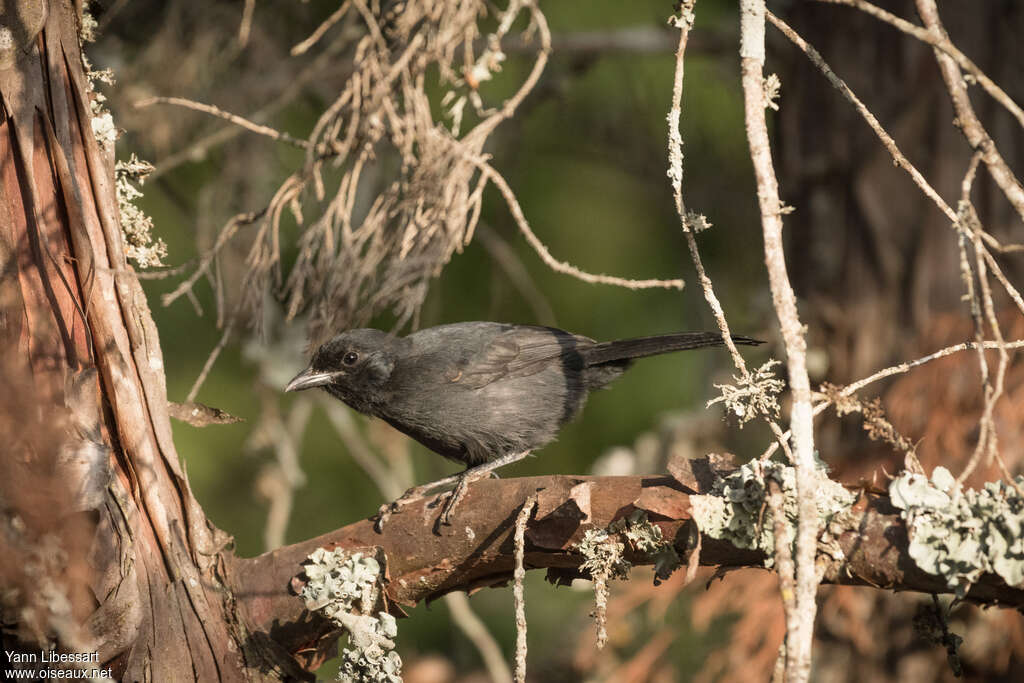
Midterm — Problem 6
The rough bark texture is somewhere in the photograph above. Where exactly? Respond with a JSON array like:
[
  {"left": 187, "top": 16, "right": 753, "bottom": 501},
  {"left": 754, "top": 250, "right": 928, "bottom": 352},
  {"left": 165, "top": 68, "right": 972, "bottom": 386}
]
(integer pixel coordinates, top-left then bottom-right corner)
[{"left": 0, "top": 2, "right": 249, "bottom": 680}]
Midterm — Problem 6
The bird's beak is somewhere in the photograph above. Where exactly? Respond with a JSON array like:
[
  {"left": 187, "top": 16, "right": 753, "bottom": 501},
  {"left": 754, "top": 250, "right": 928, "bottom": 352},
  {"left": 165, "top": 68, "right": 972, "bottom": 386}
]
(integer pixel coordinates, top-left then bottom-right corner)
[{"left": 285, "top": 367, "right": 339, "bottom": 392}]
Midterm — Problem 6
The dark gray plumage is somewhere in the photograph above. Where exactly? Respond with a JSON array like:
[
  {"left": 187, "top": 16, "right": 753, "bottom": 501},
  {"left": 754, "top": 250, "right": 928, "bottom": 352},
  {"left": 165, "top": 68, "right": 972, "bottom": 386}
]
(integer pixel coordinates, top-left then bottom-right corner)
[
  {"left": 288, "top": 321, "right": 761, "bottom": 463},
  {"left": 285, "top": 322, "right": 762, "bottom": 527}
]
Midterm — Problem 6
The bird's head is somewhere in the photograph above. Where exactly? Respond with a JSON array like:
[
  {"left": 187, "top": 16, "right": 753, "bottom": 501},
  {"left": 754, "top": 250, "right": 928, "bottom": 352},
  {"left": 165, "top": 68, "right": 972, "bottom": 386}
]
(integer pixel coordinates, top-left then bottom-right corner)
[{"left": 285, "top": 329, "right": 398, "bottom": 404}]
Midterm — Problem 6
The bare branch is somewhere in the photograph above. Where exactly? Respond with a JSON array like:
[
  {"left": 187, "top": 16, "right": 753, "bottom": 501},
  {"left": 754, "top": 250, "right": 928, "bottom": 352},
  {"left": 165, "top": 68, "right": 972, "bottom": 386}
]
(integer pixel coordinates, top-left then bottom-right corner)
[
  {"left": 766, "top": 11, "right": 957, "bottom": 223},
  {"left": 135, "top": 96, "right": 313, "bottom": 150},
  {"left": 914, "top": 0, "right": 1024, "bottom": 226},
  {"left": 292, "top": 0, "right": 352, "bottom": 56},
  {"left": 817, "top": 0, "right": 1024, "bottom": 132},
  {"left": 740, "top": 2, "right": 819, "bottom": 680},
  {"left": 479, "top": 162, "right": 686, "bottom": 290},
  {"left": 238, "top": 0, "right": 256, "bottom": 48}
]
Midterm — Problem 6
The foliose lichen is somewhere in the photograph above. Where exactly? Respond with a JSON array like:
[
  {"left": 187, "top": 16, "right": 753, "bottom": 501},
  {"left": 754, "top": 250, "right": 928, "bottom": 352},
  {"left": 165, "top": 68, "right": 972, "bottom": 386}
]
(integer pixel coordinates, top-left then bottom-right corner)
[
  {"left": 889, "top": 466, "right": 1024, "bottom": 597},
  {"left": 689, "top": 459, "right": 855, "bottom": 567},
  {"left": 299, "top": 549, "right": 401, "bottom": 683}
]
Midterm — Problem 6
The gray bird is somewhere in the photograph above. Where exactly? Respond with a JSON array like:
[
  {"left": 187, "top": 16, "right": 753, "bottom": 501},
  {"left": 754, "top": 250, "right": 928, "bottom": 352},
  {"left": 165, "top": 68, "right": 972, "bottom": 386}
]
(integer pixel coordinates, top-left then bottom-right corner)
[{"left": 285, "top": 322, "right": 762, "bottom": 529}]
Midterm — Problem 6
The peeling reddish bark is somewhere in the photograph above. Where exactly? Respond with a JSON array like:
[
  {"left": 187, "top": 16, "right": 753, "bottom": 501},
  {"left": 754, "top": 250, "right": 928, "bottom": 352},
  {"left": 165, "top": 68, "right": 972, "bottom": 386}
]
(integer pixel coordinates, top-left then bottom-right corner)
[
  {"left": 1, "top": 3, "right": 253, "bottom": 680},
  {"left": 231, "top": 472, "right": 1024, "bottom": 659}
]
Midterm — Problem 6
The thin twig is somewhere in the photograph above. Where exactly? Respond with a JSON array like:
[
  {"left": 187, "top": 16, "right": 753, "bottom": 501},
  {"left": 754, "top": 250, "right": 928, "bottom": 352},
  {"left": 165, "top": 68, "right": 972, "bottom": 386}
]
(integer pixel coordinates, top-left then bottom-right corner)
[
  {"left": 844, "top": 339, "right": 1024, "bottom": 396},
  {"left": 150, "top": 33, "right": 355, "bottom": 181},
  {"left": 444, "top": 593, "right": 514, "bottom": 683},
  {"left": 238, "top": 0, "right": 256, "bottom": 48},
  {"left": 759, "top": 339, "right": 1024, "bottom": 460},
  {"left": 666, "top": 3, "right": 792, "bottom": 462},
  {"left": 292, "top": 1, "right": 352, "bottom": 56},
  {"left": 914, "top": 0, "right": 1024, "bottom": 228},
  {"left": 513, "top": 495, "right": 537, "bottom": 683},
  {"left": 816, "top": 0, "right": 1024, "bottom": 132},
  {"left": 185, "top": 315, "right": 237, "bottom": 403},
  {"left": 135, "top": 96, "right": 312, "bottom": 150},
  {"left": 161, "top": 209, "right": 265, "bottom": 308},
  {"left": 766, "top": 475, "right": 798, "bottom": 663},
  {"left": 960, "top": 225, "right": 1010, "bottom": 487},
  {"left": 982, "top": 250, "right": 1024, "bottom": 317},
  {"left": 668, "top": 4, "right": 744, "bottom": 368},
  {"left": 766, "top": 11, "right": 956, "bottom": 224},
  {"left": 954, "top": 151, "right": 995, "bottom": 485},
  {"left": 740, "top": 3, "right": 818, "bottom": 680},
  {"left": 479, "top": 162, "right": 685, "bottom": 290},
  {"left": 767, "top": 9, "right": 1024, "bottom": 392}
]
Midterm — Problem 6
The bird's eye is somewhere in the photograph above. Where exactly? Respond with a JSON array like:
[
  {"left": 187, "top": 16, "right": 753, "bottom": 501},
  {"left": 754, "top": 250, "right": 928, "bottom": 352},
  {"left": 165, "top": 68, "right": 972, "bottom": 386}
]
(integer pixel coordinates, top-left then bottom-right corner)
[{"left": 343, "top": 351, "right": 359, "bottom": 366}]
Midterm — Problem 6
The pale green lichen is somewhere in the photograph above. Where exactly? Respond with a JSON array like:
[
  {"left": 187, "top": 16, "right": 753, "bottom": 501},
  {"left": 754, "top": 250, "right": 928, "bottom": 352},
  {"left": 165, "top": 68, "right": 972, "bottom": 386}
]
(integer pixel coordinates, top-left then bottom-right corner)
[
  {"left": 577, "top": 528, "right": 630, "bottom": 580},
  {"left": 707, "top": 360, "right": 785, "bottom": 426},
  {"left": 300, "top": 549, "right": 402, "bottom": 683},
  {"left": 889, "top": 466, "right": 1024, "bottom": 597},
  {"left": 683, "top": 210, "right": 713, "bottom": 233},
  {"left": 690, "top": 459, "right": 855, "bottom": 567},
  {"left": 81, "top": 31, "right": 165, "bottom": 268},
  {"left": 575, "top": 527, "right": 629, "bottom": 649},
  {"left": 608, "top": 510, "right": 681, "bottom": 584},
  {"left": 79, "top": 2, "right": 99, "bottom": 44},
  {"left": 764, "top": 73, "right": 782, "bottom": 111},
  {"left": 575, "top": 511, "right": 682, "bottom": 648},
  {"left": 669, "top": 0, "right": 696, "bottom": 30},
  {"left": 115, "top": 156, "right": 167, "bottom": 268},
  {"left": 82, "top": 47, "right": 116, "bottom": 152}
]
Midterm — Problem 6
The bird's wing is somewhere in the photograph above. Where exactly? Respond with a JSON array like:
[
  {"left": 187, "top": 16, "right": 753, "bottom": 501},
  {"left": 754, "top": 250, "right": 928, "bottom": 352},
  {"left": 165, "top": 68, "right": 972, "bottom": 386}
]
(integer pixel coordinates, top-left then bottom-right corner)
[{"left": 458, "top": 326, "right": 594, "bottom": 389}]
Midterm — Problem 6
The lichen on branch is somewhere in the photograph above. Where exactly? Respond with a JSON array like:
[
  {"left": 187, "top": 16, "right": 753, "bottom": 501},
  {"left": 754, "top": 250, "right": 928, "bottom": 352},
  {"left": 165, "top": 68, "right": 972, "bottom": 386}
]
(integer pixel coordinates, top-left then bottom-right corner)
[
  {"left": 299, "top": 548, "right": 401, "bottom": 682},
  {"left": 574, "top": 510, "right": 681, "bottom": 648},
  {"left": 689, "top": 459, "right": 855, "bottom": 567},
  {"left": 890, "top": 467, "right": 1024, "bottom": 597},
  {"left": 707, "top": 359, "right": 785, "bottom": 425}
]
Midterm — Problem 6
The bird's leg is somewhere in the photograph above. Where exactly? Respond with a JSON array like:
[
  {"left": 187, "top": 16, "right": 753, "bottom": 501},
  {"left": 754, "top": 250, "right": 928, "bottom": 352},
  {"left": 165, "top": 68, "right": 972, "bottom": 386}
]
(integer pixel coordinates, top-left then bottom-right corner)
[
  {"left": 436, "top": 451, "right": 532, "bottom": 527},
  {"left": 375, "top": 473, "right": 463, "bottom": 532},
  {"left": 374, "top": 451, "right": 531, "bottom": 532}
]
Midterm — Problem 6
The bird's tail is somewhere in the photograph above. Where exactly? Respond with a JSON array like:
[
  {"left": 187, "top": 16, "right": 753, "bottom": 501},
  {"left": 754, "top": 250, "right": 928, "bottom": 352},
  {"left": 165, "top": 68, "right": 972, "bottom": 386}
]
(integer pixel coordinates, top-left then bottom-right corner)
[{"left": 582, "top": 332, "right": 762, "bottom": 366}]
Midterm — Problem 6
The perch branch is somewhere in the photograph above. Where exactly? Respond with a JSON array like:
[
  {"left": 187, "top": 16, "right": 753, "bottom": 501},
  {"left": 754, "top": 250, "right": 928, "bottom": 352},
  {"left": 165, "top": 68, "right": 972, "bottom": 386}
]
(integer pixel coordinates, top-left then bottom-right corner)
[{"left": 230, "top": 471, "right": 1024, "bottom": 660}]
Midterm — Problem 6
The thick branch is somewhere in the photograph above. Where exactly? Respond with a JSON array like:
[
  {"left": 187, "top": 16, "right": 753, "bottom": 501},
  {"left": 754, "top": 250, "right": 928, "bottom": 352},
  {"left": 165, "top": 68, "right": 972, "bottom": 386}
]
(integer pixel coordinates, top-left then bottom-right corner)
[{"left": 230, "top": 472, "right": 1024, "bottom": 657}]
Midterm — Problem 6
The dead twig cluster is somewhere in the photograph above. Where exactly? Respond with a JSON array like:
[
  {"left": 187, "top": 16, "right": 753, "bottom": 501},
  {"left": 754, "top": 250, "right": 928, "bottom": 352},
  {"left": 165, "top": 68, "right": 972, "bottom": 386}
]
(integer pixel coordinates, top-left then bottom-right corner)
[{"left": 666, "top": 0, "right": 1024, "bottom": 680}]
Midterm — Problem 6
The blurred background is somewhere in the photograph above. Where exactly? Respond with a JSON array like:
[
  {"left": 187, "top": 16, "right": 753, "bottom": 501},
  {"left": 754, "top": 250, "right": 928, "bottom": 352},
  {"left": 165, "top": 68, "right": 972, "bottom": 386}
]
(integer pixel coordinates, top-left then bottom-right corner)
[{"left": 89, "top": 0, "right": 1024, "bottom": 680}]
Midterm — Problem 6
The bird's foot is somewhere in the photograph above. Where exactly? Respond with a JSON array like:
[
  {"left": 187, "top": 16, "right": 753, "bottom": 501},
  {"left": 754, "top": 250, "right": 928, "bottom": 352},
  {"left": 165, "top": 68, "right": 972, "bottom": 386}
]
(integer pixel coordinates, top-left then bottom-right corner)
[
  {"left": 374, "top": 480, "right": 447, "bottom": 532},
  {"left": 374, "top": 451, "right": 532, "bottom": 533},
  {"left": 374, "top": 501, "right": 399, "bottom": 533},
  {"left": 434, "top": 453, "right": 529, "bottom": 529},
  {"left": 436, "top": 472, "right": 475, "bottom": 528}
]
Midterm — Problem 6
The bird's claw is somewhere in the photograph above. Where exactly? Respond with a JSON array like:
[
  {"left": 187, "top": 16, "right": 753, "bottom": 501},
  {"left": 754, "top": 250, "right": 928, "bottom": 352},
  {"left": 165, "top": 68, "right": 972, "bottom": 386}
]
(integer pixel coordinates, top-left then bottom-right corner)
[
  {"left": 374, "top": 488, "right": 419, "bottom": 532},
  {"left": 374, "top": 503, "right": 395, "bottom": 533},
  {"left": 374, "top": 464, "right": 511, "bottom": 533}
]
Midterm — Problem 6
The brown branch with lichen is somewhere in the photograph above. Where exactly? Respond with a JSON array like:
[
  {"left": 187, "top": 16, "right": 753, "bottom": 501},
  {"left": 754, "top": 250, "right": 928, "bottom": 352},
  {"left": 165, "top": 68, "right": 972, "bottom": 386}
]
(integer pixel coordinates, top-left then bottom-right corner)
[{"left": 228, "top": 462, "right": 1024, "bottom": 666}]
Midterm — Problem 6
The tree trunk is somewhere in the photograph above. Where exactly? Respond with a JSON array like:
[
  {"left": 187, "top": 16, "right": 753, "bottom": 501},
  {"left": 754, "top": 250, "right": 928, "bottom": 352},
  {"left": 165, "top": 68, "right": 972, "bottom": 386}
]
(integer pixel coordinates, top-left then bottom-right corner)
[{"left": 0, "top": 3, "right": 250, "bottom": 679}]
